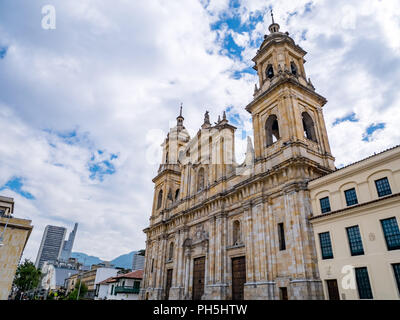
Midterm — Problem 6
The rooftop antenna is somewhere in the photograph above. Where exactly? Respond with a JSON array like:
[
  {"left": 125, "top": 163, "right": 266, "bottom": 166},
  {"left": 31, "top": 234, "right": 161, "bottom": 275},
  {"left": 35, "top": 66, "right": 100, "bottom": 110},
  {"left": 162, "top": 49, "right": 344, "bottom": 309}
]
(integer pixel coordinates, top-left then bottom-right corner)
[{"left": 271, "top": 9, "right": 275, "bottom": 24}]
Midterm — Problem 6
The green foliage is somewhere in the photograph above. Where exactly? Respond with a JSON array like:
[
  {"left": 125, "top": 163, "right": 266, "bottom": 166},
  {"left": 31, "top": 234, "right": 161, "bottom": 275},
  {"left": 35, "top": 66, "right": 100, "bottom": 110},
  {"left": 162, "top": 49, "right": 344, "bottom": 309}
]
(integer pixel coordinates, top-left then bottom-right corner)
[
  {"left": 13, "top": 259, "right": 42, "bottom": 292},
  {"left": 66, "top": 280, "right": 88, "bottom": 300}
]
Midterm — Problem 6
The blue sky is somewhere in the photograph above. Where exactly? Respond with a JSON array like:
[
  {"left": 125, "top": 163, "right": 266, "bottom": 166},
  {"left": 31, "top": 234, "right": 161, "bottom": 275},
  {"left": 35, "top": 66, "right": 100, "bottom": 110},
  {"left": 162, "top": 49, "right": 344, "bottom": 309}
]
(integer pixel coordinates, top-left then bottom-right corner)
[{"left": 0, "top": 0, "right": 399, "bottom": 261}]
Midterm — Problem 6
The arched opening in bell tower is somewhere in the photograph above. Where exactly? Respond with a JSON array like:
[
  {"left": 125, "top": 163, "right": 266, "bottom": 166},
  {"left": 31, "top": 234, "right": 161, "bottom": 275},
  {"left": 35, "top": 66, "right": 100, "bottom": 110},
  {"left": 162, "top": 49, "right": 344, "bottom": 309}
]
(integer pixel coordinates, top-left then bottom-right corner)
[
  {"left": 265, "top": 115, "right": 280, "bottom": 146},
  {"left": 302, "top": 112, "right": 317, "bottom": 142},
  {"left": 266, "top": 64, "right": 274, "bottom": 79},
  {"left": 290, "top": 61, "right": 297, "bottom": 76}
]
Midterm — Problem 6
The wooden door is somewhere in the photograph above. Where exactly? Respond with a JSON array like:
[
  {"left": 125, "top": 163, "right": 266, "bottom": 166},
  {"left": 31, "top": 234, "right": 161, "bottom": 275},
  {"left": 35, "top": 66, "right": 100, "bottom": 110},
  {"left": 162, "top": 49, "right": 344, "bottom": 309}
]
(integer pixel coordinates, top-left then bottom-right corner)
[
  {"left": 165, "top": 269, "right": 173, "bottom": 300},
  {"left": 326, "top": 279, "right": 340, "bottom": 300},
  {"left": 232, "top": 256, "right": 246, "bottom": 300},
  {"left": 192, "top": 257, "right": 205, "bottom": 300},
  {"left": 279, "top": 287, "right": 288, "bottom": 300}
]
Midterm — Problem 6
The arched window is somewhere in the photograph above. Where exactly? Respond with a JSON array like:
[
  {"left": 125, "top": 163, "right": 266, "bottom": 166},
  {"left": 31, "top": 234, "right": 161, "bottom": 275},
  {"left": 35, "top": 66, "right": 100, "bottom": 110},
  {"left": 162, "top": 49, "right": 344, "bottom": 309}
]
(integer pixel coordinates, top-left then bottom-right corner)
[
  {"left": 197, "top": 167, "right": 205, "bottom": 191},
  {"left": 165, "top": 151, "right": 169, "bottom": 163},
  {"left": 290, "top": 61, "right": 297, "bottom": 76},
  {"left": 168, "top": 242, "right": 174, "bottom": 260},
  {"left": 265, "top": 115, "right": 280, "bottom": 146},
  {"left": 302, "top": 112, "right": 317, "bottom": 142},
  {"left": 157, "top": 190, "right": 163, "bottom": 209},
  {"left": 167, "top": 189, "right": 173, "bottom": 201},
  {"left": 266, "top": 64, "right": 274, "bottom": 79},
  {"left": 233, "top": 220, "right": 241, "bottom": 245},
  {"left": 175, "top": 189, "right": 180, "bottom": 201}
]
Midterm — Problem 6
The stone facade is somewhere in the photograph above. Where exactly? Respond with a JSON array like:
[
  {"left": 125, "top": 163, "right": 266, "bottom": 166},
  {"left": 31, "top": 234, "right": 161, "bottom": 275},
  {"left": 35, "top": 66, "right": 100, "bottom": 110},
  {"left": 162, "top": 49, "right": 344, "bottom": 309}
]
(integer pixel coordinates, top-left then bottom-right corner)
[
  {"left": 0, "top": 196, "right": 33, "bottom": 300},
  {"left": 141, "top": 18, "right": 335, "bottom": 300}
]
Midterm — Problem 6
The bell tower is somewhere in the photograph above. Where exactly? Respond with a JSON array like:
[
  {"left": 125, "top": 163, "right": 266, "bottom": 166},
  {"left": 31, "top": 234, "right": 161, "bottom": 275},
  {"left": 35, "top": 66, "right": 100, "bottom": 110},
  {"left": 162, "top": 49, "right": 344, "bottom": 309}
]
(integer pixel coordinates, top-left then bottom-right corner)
[
  {"left": 150, "top": 105, "right": 190, "bottom": 224},
  {"left": 241, "top": 12, "right": 335, "bottom": 300},
  {"left": 247, "top": 12, "right": 335, "bottom": 174}
]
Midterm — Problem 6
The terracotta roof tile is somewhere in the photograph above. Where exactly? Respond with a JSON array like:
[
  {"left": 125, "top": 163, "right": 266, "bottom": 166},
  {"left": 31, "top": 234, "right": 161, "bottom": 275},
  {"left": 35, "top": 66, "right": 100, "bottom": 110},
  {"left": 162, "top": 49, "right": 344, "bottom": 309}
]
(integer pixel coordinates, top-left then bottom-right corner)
[
  {"left": 98, "top": 276, "right": 117, "bottom": 285},
  {"left": 115, "top": 270, "right": 143, "bottom": 279}
]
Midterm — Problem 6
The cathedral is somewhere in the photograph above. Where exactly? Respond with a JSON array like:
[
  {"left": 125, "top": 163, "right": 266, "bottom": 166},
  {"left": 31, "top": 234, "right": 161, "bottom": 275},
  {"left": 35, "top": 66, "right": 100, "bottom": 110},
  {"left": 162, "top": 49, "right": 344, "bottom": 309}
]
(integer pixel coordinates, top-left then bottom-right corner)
[{"left": 140, "top": 16, "right": 337, "bottom": 300}]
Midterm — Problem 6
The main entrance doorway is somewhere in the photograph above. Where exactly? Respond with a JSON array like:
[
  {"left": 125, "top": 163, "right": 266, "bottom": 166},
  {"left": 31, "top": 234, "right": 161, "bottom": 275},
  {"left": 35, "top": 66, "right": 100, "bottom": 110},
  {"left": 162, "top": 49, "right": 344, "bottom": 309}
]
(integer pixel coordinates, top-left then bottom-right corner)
[
  {"left": 232, "top": 256, "right": 246, "bottom": 300},
  {"left": 192, "top": 256, "right": 205, "bottom": 300}
]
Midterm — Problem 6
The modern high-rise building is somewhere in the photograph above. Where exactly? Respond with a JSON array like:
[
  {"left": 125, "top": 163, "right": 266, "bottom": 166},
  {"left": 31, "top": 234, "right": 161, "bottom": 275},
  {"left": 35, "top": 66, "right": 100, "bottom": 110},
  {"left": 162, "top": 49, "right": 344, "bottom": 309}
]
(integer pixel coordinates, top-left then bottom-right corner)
[
  {"left": 132, "top": 252, "right": 145, "bottom": 271},
  {"left": 60, "top": 223, "right": 78, "bottom": 262},
  {"left": 35, "top": 225, "right": 67, "bottom": 269}
]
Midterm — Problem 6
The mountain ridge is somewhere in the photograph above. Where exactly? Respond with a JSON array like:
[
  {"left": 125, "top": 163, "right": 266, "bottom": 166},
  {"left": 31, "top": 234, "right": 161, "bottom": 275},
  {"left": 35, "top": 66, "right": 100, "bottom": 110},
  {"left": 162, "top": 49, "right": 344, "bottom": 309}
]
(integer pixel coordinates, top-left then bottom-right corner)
[{"left": 71, "top": 251, "right": 137, "bottom": 269}]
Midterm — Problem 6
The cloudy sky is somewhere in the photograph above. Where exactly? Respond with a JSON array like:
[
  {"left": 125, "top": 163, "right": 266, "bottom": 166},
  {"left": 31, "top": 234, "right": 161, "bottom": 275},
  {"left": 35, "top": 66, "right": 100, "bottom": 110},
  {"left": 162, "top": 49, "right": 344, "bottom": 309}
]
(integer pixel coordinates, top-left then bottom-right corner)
[{"left": 0, "top": 0, "right": 399, "bottom": 262}]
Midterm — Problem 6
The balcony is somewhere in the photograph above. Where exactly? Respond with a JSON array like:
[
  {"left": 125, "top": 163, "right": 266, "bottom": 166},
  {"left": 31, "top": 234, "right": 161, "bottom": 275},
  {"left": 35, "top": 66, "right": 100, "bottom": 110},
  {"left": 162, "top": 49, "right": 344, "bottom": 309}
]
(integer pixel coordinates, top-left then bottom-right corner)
[{"left": 114, "top": 286, "right": 140, "bottom": 294}]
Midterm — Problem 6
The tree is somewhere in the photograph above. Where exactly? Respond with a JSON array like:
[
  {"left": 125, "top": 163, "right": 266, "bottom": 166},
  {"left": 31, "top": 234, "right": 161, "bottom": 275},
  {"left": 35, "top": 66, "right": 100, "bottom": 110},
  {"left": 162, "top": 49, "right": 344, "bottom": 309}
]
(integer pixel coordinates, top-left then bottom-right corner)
[
  {"left": 13, "top": 259, "right": 42, "bottom": 295},
  {"left": 137, "top": 249, "right": 145, "bottom": 256},
  {"left": 66, "top": 280, "right": 88, "bottom": 300}
]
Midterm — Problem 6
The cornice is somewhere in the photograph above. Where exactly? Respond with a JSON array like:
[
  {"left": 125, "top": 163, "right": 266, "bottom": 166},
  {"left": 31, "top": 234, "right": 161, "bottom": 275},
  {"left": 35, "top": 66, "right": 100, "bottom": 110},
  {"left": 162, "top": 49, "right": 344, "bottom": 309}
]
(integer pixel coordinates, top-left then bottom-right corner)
[
  {"left": 308, "top": 144, "right": 400, "bottom": 187},
  {"left": 253, "top": 34, "right": 307, "bottom": 62},
  {"left": 245, "top": 77, "right": 327, "bottom": 114},
  {"left": 309, "top": 192, "right": 400, "bottom": 223}
]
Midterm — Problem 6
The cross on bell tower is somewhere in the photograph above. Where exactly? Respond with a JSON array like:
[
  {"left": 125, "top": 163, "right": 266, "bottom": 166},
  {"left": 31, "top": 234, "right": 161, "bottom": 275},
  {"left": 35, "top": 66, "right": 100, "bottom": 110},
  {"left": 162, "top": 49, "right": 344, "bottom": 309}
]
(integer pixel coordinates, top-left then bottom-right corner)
[{"left": 268, "top": 9, "right": 280, "bottom": 33}]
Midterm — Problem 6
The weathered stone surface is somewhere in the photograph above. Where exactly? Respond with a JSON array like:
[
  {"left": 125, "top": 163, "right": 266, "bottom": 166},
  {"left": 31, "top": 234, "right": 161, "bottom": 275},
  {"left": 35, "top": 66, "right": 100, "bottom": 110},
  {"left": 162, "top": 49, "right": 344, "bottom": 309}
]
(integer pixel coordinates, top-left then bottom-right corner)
[
  {"left": 0, "top": 196, "right": 33, "bottom": 300},
  {"left": 140, "top": 20, "right": 334, "bottom": 301}
]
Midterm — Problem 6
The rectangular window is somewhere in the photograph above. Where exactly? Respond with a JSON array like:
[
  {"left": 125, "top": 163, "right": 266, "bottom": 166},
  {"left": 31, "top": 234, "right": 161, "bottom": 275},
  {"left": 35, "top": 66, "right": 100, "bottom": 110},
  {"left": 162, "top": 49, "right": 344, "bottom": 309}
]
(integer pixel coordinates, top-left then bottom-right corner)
[
  {"left": 393, "top": 264, "right": 400, "bottom": 295},
  {"left": 319, "top": 232, "right": 333, "bottom": 259},
  {"left": 346, "top": 225, "right": 364, "bottom": 256},
  {"left": 344, "top": 188, "right": 358, "bottom": 206},
  {"left": 319, "top": 197, "right": 331, "bottom": 213},
  {"left": 355, "top": 267, "right": 373, "bottom": 299},
  {"left": 375, "top": 177, "right": 392, "bottom": 197},
  {"left": 278, "top": 223, "right": 286, "bottom": 251},
  {"left": 381, "top": 217, "right": 400, "bottom": 250}
]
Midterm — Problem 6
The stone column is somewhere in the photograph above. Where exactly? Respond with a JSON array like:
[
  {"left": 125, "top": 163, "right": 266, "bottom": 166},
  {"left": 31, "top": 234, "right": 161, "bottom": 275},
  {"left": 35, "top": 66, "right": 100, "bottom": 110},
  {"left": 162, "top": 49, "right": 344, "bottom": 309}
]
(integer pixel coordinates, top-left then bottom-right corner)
[
  {"left": 204, "top": 216, "right": 216, "bottom": 299},
  {"left": 243, "top": 201, "right": 256, "bottom": 299},
  {"left": 253, "top": 113, "right": 262, "bottom": 159},
  {"left": 209, "top": 216, "right": 216, "bottom": 284},
  {"left": 205, "top": 212, "right": 228, "bottom": 300},
  {"left": 156, "top": 235, "right": 168, "bottom": 299},
  {"left": 257, "top": 199, "right": 269, "bottom": 282},
  {"left": 289, "top": 189, "right": 323, "bottom": 300},
  {"left": 152, "top": 237, "right": 164, "bottom": 299},
  {"left": 169, "top": 229, "right": 184, "bottom": 300},
  {"left": 265, "top": 199, "right": 277, "bottom": 299},
  {"left": 171, "top": 232, "right": 180, "bottom": 287},
  {"left": 183, "top": 248, "right": 191, "bottom": 298}
]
